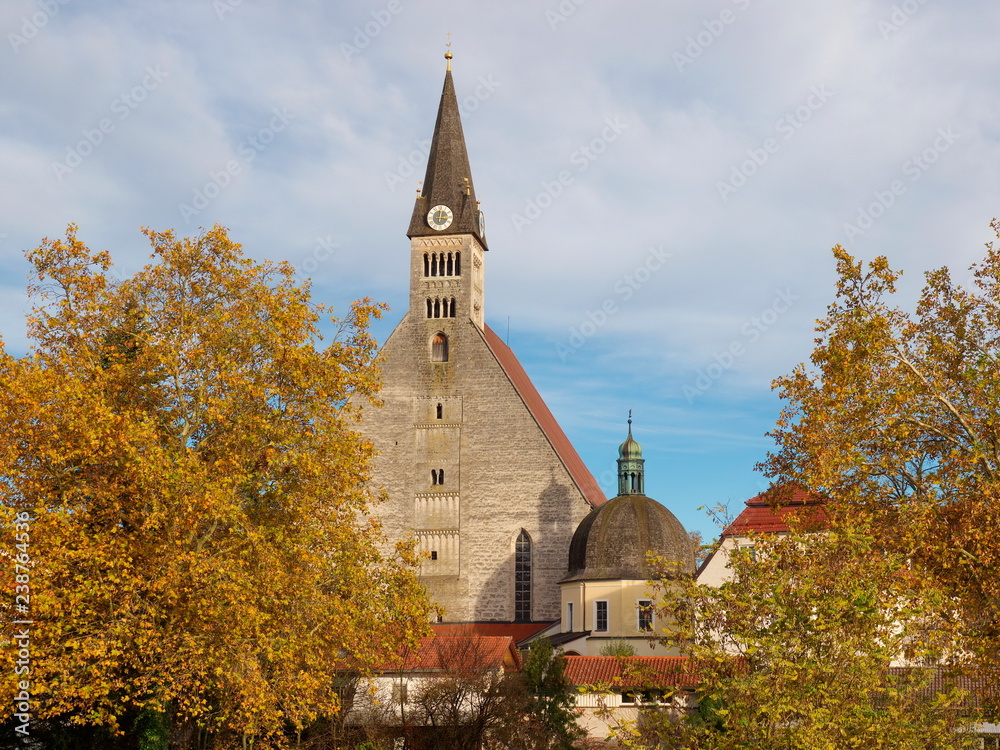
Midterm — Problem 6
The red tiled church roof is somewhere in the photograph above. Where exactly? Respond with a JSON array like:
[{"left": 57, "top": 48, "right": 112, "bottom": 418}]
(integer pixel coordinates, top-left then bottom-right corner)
[
  {"left": 724, "top": 484, "right": 828, "bottom": 536},
  {"left": 431, "top": 621, "right": 555, "bottom": 645},
  {"left": 564, "top": 656, "right": 697, "bottom": 689},
  {"left": 482, "top": 324, "right": 606, "bottom": 508},
  {"left": 377, "top": 635, "right": 522, "bottom": 673}
]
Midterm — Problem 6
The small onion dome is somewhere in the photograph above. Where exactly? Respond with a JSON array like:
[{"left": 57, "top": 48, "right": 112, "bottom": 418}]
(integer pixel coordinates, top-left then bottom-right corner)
[
  {"left": 563, "top": 494, "right": 694, "bottom": 582},
  {"left": 618, "top": 432, "right": 643, "bottom": 460}
]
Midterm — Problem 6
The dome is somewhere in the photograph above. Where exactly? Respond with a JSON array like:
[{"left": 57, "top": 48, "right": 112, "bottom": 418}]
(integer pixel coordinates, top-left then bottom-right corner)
[{"left": 563, "top": 494, "right": 694, "bottom": 582}]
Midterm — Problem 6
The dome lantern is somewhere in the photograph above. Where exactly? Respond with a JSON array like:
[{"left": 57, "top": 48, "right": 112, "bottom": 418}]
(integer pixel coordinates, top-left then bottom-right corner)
[{"left": 617, "top": 411, "right": 645, "bottom": 496}]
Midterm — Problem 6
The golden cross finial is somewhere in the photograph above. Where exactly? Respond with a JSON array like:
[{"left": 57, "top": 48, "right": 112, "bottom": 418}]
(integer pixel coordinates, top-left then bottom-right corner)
[{"left": 445, "top": 32, "right": 453, "bottom": 71}]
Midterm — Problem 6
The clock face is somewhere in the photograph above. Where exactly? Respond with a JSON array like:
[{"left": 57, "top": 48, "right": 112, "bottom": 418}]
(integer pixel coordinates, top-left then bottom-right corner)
[{"left": 427, "top": 205, "right": 454, "bottom": 231}]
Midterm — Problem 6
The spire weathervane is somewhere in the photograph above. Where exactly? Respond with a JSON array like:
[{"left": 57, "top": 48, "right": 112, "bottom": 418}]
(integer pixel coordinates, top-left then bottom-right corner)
[
  {"left": 628, "top": 409, "right": 633, "bottom": 436},
  {"left": 445, "top": 32, "right": 453, "bottom": 71}
]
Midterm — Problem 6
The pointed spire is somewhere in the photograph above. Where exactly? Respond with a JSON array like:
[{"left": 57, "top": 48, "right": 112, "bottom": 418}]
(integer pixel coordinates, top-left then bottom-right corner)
[{"left": 407, "top": 52, "right": 487, "bottom": 248}]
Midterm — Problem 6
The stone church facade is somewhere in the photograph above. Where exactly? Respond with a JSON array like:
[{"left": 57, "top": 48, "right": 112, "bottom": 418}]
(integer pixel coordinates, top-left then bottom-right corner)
[{"left": 361, "top": 56, "right": 606, "bottom": 623}]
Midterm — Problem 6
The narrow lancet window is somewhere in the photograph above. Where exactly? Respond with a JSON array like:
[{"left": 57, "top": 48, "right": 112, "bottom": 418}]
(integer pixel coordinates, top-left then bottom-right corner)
[
  {"left": 436, "top": 403, "right": 443, "bottom": 420},
  {"left": 455, "top": 252, "right": 461, "bottom": 276},
  {"left": 515, "top": 530, "right": 532, "bottom": 622},
  {"left": 423, "top": 253, "right": 429, "bottom": 277},
  {"left": 431, "top": 333, "right": 449, "bottom": 362}
]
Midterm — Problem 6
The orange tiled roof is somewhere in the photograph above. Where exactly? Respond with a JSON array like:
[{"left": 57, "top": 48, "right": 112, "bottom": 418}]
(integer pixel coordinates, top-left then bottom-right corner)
[
  {"left": 377, "top": 635, "right": 522, "bottom": 673},
  {"left": 564, "top": 656, "right": 697, "bottom": 689},
  {"left": 482, "top": 325, "right": 606, "bottom": 508},
  {"left": 724, "top": 484, "right": 828, "bottom": 537},
  {"left": 431, "top": 621, "right": 555, "bottom": 645}
]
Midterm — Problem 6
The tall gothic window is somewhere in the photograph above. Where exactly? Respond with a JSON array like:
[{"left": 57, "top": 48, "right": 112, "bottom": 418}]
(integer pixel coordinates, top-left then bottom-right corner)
[
  {"left": 431, "top": 333, "right": 449, "bottom": 362},
  {"left": 515, "top": 530, "right": 532, "bottom": 622}
]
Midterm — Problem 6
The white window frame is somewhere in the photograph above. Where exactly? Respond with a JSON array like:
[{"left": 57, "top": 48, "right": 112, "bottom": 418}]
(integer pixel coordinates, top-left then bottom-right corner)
[{"left": 595, "top": 600, "right": 609, "bottom": 632}]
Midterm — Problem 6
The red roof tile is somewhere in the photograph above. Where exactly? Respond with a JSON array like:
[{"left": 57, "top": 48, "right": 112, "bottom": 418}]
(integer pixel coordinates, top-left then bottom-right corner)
[
  {"left": 724, "top": 484, "right": 828, "bottom": 537},
  {"left": 482, "top": 325, "right": 606, "bottom": 508},
  {"left": 377, "top": 635, "right": 522, "bottom": 673},
  {"left": 564, "top": 656, "right": 697, "bottom": 689},
  {"left": 431, "top": 621, "right": 555, "bottom": 645}
]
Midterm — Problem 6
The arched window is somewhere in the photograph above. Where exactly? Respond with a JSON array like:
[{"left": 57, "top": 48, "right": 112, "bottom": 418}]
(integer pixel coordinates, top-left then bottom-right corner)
[
  {"left": 433, "top": 298, "right": 441, "bottom": 318},
  {"left": 455, "top": 252, "right": 461, "bottom": 276},
  {"left": 449, "top": 298, "right": 456, "bottom": 317},
  {"left": 423, "top": 253, "right": 429, "bottom": 277},
  {"left": 431, "top": 333, "right": 449, "bottom": 362},
  {"left": 515, "top": 530, "right": 532, "bottom": 622},
  {"left": 426, "top": 299, "right": 432, "bottom": 318}
]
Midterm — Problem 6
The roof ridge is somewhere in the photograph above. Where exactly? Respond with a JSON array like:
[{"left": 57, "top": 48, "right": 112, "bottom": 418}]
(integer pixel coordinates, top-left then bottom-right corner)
[{"left": 480, "top": 324, "right": 606, "bottom": 507}]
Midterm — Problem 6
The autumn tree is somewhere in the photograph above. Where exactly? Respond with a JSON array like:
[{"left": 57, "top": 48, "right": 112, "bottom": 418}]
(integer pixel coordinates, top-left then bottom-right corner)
[
  {"left": 641, "top": 526, "right": 976, "bottom": 750},
  {"left": 0, "top": 225, "right": 431, "bottom": 748},
  {"left": 763, "top": 219, "right": 1000, "bottom": 713}
]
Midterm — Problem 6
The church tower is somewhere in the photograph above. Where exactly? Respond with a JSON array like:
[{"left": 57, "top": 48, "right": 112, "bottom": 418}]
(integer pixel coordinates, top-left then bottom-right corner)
[{"left": 362, "top": 55, "right": 605, "bottom": 623}]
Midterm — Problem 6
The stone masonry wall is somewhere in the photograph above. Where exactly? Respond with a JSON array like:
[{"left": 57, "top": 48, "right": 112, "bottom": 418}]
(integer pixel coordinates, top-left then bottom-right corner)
[{"left": 361, "top": 237, "right": 594, "bottom": 621}]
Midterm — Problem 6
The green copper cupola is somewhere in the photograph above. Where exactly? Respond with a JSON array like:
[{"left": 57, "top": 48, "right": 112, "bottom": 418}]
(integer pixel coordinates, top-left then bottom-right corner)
[{"left": 617, "top": 411, "right": 645, "bottom": 496}]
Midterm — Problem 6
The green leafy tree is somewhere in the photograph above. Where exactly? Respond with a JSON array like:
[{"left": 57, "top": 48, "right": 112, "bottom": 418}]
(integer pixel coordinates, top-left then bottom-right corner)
[
  {"left": 0, "top": 225, "right": 432, "bottom": 748},
  {"left": 522, "top": 638, "right": 585, "bottom": 750},
  {"left": 599, "top": 641, "right": 637, "bottom": 658}
]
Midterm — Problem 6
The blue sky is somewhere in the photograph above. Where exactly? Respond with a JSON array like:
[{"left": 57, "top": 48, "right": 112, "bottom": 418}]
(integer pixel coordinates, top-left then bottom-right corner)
[{"left": 2, "top": 0, "right": 998, "bottom": 541}]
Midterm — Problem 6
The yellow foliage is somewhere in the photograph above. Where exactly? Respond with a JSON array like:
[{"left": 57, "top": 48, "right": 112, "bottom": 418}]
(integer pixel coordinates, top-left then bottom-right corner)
[{"left": 0, "top": 225, "right": 432, "bottom": 745}]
